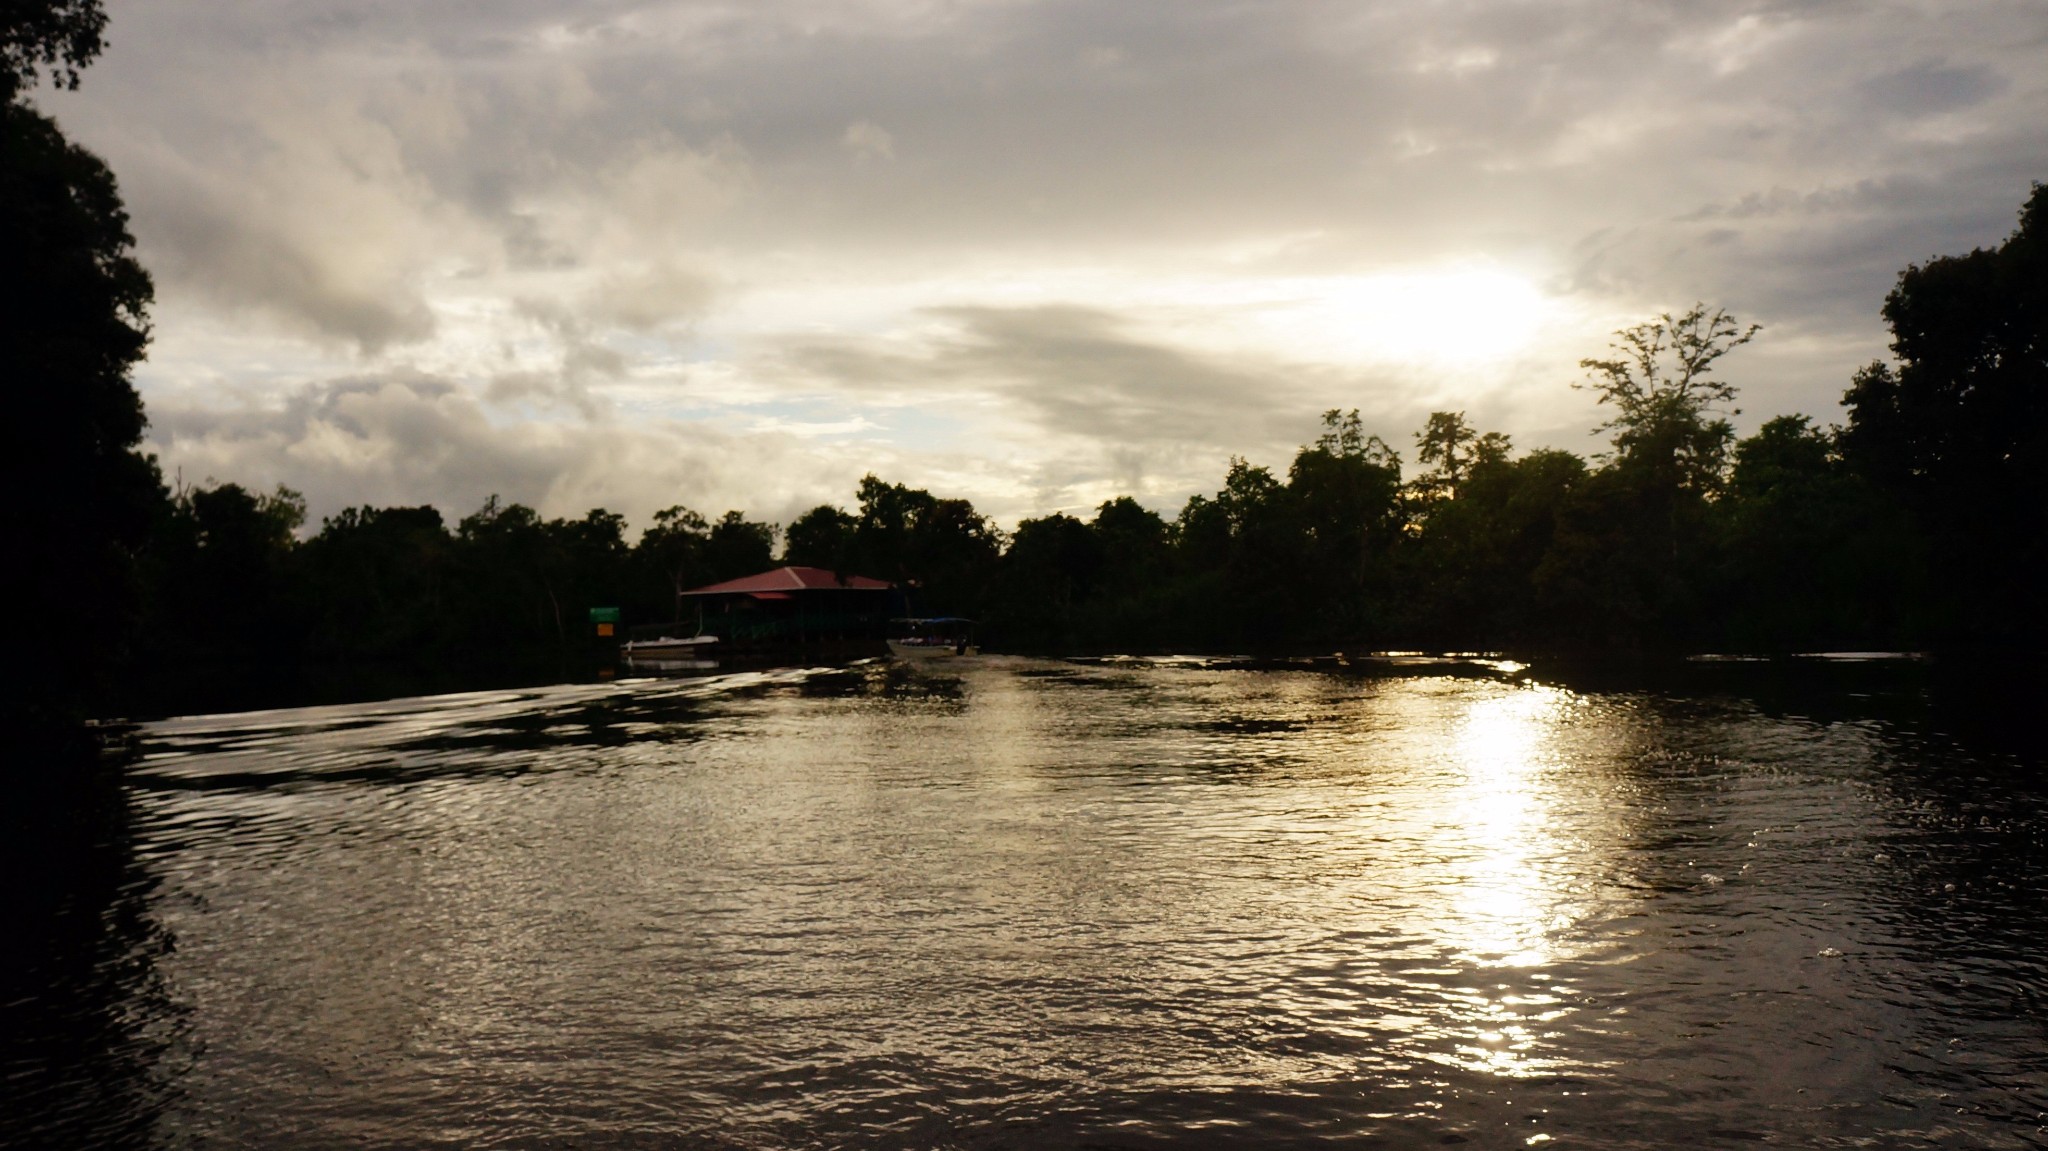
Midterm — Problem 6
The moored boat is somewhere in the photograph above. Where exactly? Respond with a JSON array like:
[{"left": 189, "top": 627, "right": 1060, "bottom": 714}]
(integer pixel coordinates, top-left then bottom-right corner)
[{"left": 620, "top": 631, "right": 720, "bottom": 661}]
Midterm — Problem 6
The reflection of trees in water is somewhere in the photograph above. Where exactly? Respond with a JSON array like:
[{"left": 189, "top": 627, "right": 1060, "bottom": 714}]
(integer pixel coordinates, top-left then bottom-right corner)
[
  {"left": 1529, "top": 676, "right": 2048, "bottom": 1133},
  {"left": 0, "top": 748, "right": 186, "bottom": 1150},
  {"left": 1847, "top": 689, "right": 2048, "bottom": 1128}
]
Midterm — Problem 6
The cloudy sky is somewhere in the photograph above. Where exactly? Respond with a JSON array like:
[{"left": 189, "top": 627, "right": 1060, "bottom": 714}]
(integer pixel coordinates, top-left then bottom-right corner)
[{"left": 37, "top": 0, "right": 2048, "bottom": 532}]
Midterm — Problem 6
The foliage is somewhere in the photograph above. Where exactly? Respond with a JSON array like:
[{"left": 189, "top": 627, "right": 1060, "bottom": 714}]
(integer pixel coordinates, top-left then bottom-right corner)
[
  {"left": 1578, "top": 303, "right": 1759, "bottom": 494},
  {"left": 2, "top": 91, "right": 158, "bottom": 729},
  {"left": 296, "top": 504, "right": 454, "bottom": 658},
  {"left": 1289, "top": 412, "right": 1404, "bottom": 626},
  {"left": 846, "top": 474, "right": 1002, "bottom": 614},
  {"left": 2, "top": 0, "right": 106, "bottom": 97},
  {"left": 991, "top": 513, "right": 1103, "bottom": 644},
  {"left": 782, "top": 504, "right": 858, "bottom": 571},
  {"left": 1410, "top": 446, "right": 1583, "bottom": 647},
  {"left": 136, "top": 483, "right": 304, "bottom": 671},
  {"left": 1842, "top": 183, "right": 2048, "bottom": 647},
  {"left": 1412, "top": 410, "right": 1478, "bottom": 501},
  {"left": 1711, "top": 417, "right": 1920, "bottom": 649}
]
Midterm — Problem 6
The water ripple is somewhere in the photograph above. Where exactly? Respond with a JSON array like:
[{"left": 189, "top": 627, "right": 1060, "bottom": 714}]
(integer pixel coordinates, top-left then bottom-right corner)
[{"left": 6, "top": 657, "right": 2047, "bottom": 1148}]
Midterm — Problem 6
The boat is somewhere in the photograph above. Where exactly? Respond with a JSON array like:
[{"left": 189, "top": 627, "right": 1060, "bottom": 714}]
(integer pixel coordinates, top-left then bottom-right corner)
[
  {"left": 620, "top": 628, "right": 720, "bottom": 662},
  {"left": 887, "top": 617, "right": 977, "bottom": 658},
  {"left": 618, "top": 655, "right": 719, "bottom": 672}
]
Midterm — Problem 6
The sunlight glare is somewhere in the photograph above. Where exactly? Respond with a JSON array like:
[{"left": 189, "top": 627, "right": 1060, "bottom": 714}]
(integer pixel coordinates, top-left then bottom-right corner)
[
  {"left": 1428, "top": 684, "right": 1577, "bottom": 1078},
  {"left": 1447, "top": 685, "right": 1568, "bottom": 969},
  {"left": 1261, "top": 268, "right": 1549, "bottom": 366}
]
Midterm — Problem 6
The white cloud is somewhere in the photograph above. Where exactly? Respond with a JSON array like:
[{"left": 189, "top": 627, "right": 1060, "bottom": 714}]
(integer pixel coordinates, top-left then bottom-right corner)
[
  {"left": 144, "top": 373, "right": 900, "bottom": 530},
  {"left": 30, "top": 0, "right": 2048, "bottom": 524}
]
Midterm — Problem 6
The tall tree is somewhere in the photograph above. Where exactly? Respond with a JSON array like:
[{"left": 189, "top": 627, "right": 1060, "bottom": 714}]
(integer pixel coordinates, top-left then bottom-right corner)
[
  {"left": 636, "top": 505, "right": 710, "bottom": 620},
  {"left": 1577, "top": 304, "right": 1758, "bottom": 494},
  {"left": 3, "top": 0, "right": 159, "bottom": 731},
  {"left": 137, "top": 482, "right": 304, "bottom": 676},
  {"left": 1543, "top": 305, "right": 1760, "bottom": 648},
  {"left": 1841, "top": 183, "right": 2048, "bottom": 647},
  {"left": 296, "top": 505, "right": 453, "bottom": 660},
  {"left": 703, "top": 510, "right": 775, "bottom": 581},
  {"left": 782, "top": 505, "right": 857, "bottom": 571},
  {"left": 990, "top": 513, "right": 1103, "bottom": 645},
  {"left": 1290, "top": 410, "right": 1404, "bottom": 615},
  {"left": 1091, "top": 497, "right": 1172, "bottom": 587},
  {"left": 850, "top": 474, "right": 1000, "bottom": 613},
  {"left": 1413, "top": 410, "right": 1478, "bottom": 499}
]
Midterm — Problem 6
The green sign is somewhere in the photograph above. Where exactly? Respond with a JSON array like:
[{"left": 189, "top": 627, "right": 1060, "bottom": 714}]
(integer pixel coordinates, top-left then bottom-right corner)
[{"left": 588, "top": 606, "right": 621, "bottom": 624}]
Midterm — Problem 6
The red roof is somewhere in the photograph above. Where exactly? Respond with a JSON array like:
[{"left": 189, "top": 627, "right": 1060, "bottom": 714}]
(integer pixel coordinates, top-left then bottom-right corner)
[{"left": 681, "top": 566, "right": 893, "bottom": 596}]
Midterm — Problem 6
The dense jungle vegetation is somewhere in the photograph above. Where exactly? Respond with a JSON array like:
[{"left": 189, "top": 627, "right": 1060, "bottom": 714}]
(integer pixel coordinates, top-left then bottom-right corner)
[{"left": 5, "top": 0, "right": 2045, "bottom": 728}]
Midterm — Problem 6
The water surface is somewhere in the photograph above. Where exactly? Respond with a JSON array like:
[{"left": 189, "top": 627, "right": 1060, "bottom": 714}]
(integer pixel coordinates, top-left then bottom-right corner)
[{"left": 6, "top": 657, "right": 2047, "bottom": 1148}]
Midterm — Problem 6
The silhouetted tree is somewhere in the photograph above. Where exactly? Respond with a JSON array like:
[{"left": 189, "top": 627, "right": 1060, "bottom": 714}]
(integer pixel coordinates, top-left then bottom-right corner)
[
  {"left": 455, "top": 497, "right": 569, "bottom": 651},
  {"left": 1579, "top": 304, "right": 1758, "bottom": 494},
  {"left": 1842, "top": 183, "right": 2048, "bottom": 648},
  {"left": 704, "top": 510, "right": 775, "bottom": 581},
  {"left": 1080, "top": 497, "right": 1177, "bottom": 646},
  {"left": 297, "top": 505, "right": 454, "bottom": 659},
  {"left": 634, "top": 505, "right": 710, "bottom": 621},
  {"left": 135, "top": 482, "right": 303, "bottom": 671},
  {"left": 1215, "top": 457, "right": 1307, "bottom": 641},
  {"left": 990, "top": 513, "right": 1103, "bottom": 644},
  {"left": 851, "top": 475, "right": 927, "bottom": 580},
  {"left": 850, "top": 474, "right": 1000, "bottom": 613},
  {"left": 782, "top": 504, "right": 857, "bottom": 571},
  {"left": 1412, "top": 410, "right": 1478, "bottom": 502},
  {"left": 1406, "top": 425, "right": 1588, "bottom": 646},
  {"left": 1091, "top": 497, "right": 1173, "bottom": 585},
  {"left": 1174, "top": 492, "right": 1232, "bottom": 576},
  {"left": 3, "top": 2, "right": 159, "bottom": 733},
  {"left": 1543, "top": 304, "right": 1761, "bottom": 647},
  {"left": 1712, "top": 416, "right": 1919, "bottom": 649},
  {"left": 1290, "top": 410, "right": 1404, "bottom": 628},
  {"left": 2, "top": 0, "right": 106, "bottom": 98}
]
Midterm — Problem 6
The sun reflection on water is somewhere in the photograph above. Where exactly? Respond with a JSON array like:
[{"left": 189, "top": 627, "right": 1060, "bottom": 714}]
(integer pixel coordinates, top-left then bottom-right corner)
[
  {"left": 81, "top": 660, "right": 2048, "bottom": 1147},
  {"left": 1448, "top": 685, "right": 1571, "bottom": 968},
  {"left": 1432, "top": 683, "right": 1582, "bottom": 1077}
]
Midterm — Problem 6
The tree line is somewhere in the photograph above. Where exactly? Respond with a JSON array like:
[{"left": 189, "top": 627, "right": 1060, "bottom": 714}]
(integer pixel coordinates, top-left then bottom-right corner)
[
  {"left": 953, "top": 227, "right": 2039, "bottom": 659},
  {"left": 6, "top": 0, "right": 2044, "bottom": 728},
  {"left": 132, "top": 181, "right": 2047, "bottom": 708}
]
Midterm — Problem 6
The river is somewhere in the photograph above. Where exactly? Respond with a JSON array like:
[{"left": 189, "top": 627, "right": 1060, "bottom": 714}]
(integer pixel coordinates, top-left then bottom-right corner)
[{"left": 5, "top": 656, "right": 2046, "bottom": 1148}]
